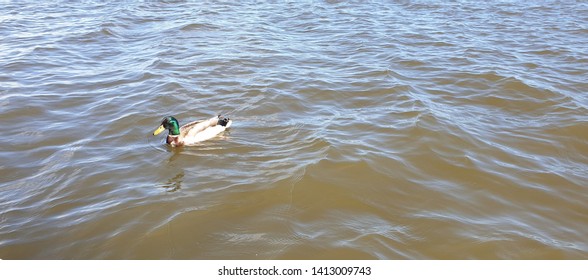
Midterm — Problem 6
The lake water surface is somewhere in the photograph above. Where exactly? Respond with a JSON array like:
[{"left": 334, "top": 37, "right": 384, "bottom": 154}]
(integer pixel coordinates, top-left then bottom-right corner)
[{"left": 1, "top": 1, "right": 587, "bottom": 259}]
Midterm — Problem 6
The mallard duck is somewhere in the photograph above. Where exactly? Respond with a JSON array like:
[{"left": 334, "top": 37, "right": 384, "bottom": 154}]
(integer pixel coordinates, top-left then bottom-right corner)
[{"left": 153, "top": 115, "right": 232, "bottom": 146}]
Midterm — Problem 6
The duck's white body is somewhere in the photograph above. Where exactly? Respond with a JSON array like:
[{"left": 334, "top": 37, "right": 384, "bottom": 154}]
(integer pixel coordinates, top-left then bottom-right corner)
[{"left": 179, "top": 116, "right": 232, "bottom": 145}]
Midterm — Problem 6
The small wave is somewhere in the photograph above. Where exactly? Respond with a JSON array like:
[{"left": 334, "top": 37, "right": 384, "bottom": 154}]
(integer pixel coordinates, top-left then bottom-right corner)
[
  {"left": 178, "top": 22, "right": 219, "bottom": 32},
  {"left": 99, "top": 26, "right": 122, "bottom": 38}
]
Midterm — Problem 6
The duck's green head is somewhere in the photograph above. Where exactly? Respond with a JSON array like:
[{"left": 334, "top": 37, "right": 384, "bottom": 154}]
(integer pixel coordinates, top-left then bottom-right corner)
[{"left": 153, "top": 116, "right": 180, "bottom": 136}]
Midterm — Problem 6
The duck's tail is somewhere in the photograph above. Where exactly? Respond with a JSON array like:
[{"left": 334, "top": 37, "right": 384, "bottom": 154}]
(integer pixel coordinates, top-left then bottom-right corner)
[{"left": 217, "top": 115, "right": 231, "bottom": 127}]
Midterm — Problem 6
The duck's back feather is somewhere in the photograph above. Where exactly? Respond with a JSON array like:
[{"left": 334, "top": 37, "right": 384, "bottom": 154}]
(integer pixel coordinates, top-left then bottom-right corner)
[{"left": 179, "top": 116, "right": 231, "bottom": 145}]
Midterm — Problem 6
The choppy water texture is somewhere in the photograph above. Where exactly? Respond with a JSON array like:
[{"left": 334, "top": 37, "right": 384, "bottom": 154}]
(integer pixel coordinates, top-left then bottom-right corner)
[{"left": 1, "top": 1, "right": 587, "bottom": 259}]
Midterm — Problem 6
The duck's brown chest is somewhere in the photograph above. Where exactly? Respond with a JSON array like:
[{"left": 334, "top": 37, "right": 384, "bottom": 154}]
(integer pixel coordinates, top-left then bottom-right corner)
[{"left": 166, "top": 135, "right": 183, "bottom": 147}]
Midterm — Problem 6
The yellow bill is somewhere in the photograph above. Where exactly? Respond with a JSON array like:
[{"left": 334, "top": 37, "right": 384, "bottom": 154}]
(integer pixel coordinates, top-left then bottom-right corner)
[{"left": 153, "top": 125, "right": 165, "bottom": 136}]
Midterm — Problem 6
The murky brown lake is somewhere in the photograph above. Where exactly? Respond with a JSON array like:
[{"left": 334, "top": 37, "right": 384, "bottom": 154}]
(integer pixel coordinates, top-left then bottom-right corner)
[{"left": 1, "top": 1, "right": 587, "bottom": 259}]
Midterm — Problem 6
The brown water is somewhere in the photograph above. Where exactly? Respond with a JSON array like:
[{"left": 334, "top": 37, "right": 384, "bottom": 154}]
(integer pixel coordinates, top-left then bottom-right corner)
[{"left": 1, "top": 1, "right": 587, "bottom": 259}]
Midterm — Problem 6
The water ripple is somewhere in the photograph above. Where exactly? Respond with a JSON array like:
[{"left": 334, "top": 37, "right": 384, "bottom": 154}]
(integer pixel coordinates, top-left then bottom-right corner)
[{"left": 1, "top": 1, "right": 587, "bottom": 259}]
